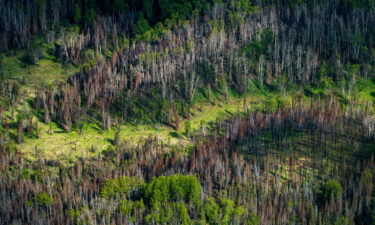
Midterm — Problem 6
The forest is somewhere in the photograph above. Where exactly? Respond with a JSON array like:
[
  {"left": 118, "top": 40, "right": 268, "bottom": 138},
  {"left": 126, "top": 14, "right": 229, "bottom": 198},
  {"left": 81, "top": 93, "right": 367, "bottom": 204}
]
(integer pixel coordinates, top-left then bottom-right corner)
[{"left": 0, "top": 0, "right": 374, "bottom": 224}]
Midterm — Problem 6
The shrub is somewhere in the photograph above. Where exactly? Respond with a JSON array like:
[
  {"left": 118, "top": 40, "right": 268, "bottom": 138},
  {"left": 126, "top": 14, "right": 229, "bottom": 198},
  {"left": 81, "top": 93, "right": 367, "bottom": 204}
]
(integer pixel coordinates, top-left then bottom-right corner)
[
  {"left": 83, "top": 48, "right": 96, "bottom": 62},
  {"left": 174, "top": 202, "right": 191, "bottom": 225},
  {"left": 101, "top": 176, "right": 145, "bottom": 199},
  {"left": 144, "top": 174, "right": 201, "bottom": 209},
  {"left": 133, "top": 13, "right": 152, "bottom": 41},
  {"left": 184, "top": 121, "right": 192, "bottom": 136},
  {"left": 36, "top": 192, "right": 53, "bottom": 207},
  {"left": 322, "top": 179, "right": 342, "bottom": 202},
  {"left": 247, "top": 212, "right": 260, "bottom": 225},
  {"left": 204, "top": 197, "right": 220, "bottom": 225}
]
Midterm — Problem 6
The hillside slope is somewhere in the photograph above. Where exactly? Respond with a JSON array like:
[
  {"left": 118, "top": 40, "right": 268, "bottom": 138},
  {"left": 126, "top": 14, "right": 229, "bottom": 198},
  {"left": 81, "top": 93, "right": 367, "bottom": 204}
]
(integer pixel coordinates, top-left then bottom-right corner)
[{"left": 0, "top": 0, "right": 374, "bottom": 224}]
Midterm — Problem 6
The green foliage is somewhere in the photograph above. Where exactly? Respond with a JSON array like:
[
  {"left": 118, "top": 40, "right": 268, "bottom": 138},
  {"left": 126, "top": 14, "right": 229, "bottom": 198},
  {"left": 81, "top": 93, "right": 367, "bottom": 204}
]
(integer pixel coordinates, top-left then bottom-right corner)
[
  {"left": 159, "top": 0, "right": 193, "bottom": 20},
  {"left": 361, "top": 168, "right": 373, "bottom": 186},
  {"left": 120, "top": 199, "right": 145, "bottom": 220},
  {"left": 145, "top": 206, "right": 173, "bottom": 224},
  {"left": 68, "top": 207, "right": 91, "bottom": 225},
  {"left": 68, "top": 208, "right": 80, "bottom": 221},
  {"left": 322, "top": 179, "right": 342, "bottom": 202},
  {"left": 36, "top": 192, "right": 53, "bottom": 207},
  {"left": 247, "top": 212, "right": 261, "bottom": 225},
  {"left": 21, "top": 168, "right": 32, "bottom": 180},
  {"left": 21, "top": 50, "right": 38, "bottom": 66},
  {"left": 17, "top": 109, "right": 32, "bottom": 121},
  {"left": 153, "top": 22, "right": 168, "bottom": 37},
  {"left": 230, "top": 0, "right": 259, "bottom": 14},
  {"left": 288, "top": 0, "right": 307, "bottom": 6},
  {"left": 143, "top": 0, "right": 154, "bottom": 21},
  {"left": 209, "top": 19, "right": 225, "bottom": 34},
  {"left": 219, "top": 198, "right": 235, "bottom": 224},
  {"left": 144, "top": 174, "right": 201, "bottom": 209},
  {"left": 133, "top": 13, "right": 152, "bottom": 41},
  {"left": 318, "top": 61, "right": 332, "bottom": 77},
  {"left": 113, "top": 0, "right": 129, "bottom": 14},
  {"left": 228, "top": 0, "right": 259, "bottom": 26},
  {"left": 342, "top": 0, "right": 375, "bottom": 11},
  {"left": 21, "top": 39, "right": 44, "bottom": 66},
  {"left": 84, "top": 7, "right": 96, "bottom": 26},
  {"left": 174, "top": 202, "right": 191, "bottom": 225},
  {"left": 7, "top": 140, "right": 17, "bottom": 153},
  {"left": 334, "top": 216, "right": 349, "bottom": 225},
  {"left": 203, "top": 197, "right": 220, "bottom": 224},
  {"left": 113, "top": 88, "right": 172, "bottom": 123},
  {"left": 101, "top": 176, "right": 145, "bottom": 199},
  {"left": 202, "top": 197, "right": 244, "bottom": 225},
  {"left": 184, "top": 121, "right": 192, "bottom": 136},
  {"left": 73, "top": 4, "right": 81, "bottom": 24},
  {"left": 228, "top": 11, "right": 245, "bottom": 27},
  {"left": 83, "top": 48, "right": 96, "bottom": 62},
  {"left": 133, "top": 0, "right": 208, "bottom": 42},
  {"left": 319, "top": 77, "right": 333, "bottom": 90},
  {"left": 243, "top": 28, "right": 274, "bottom": 60},
  {"left": 120, "top": 198, "right": 133, "bottom": 215}
]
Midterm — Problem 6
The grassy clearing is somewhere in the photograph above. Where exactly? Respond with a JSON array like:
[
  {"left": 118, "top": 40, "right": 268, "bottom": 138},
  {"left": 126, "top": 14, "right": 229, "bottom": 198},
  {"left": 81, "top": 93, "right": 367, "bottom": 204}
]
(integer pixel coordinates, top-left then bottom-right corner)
[
  {"left": 18, "top": 93, "right": 264, "bottom": 162},
  {"left": 1, "top": 52, "right": 78, "bottom": 92},
  {"left": 355, "top": 77, "right": 375, "bottom": 103}
]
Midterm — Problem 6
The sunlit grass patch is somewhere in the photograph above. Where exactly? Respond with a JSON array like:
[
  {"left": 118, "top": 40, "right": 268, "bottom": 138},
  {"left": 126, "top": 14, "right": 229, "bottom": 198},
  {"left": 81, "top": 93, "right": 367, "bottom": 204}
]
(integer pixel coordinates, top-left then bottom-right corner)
[{"left": 1, "top": 51, "right": 78, "bottom": 91}]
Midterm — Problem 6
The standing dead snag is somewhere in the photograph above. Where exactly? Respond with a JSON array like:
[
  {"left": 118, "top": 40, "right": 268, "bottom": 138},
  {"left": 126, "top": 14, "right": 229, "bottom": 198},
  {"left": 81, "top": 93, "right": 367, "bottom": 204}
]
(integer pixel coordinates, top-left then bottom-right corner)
[
  {"left": 103, "top": 111, "right": 111, "bottom": 131},
  {"left": 114, "top": 128, "right": 121, "bottom": 146},
  {"left": 16, "top": 119, "right": 24, "bottom": 144},
  {"left": 44, "top": 104, "right": 50, "bottom": 124},
  {"left": 182, "top": 71, "right": 199, "bottom": 103}
]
